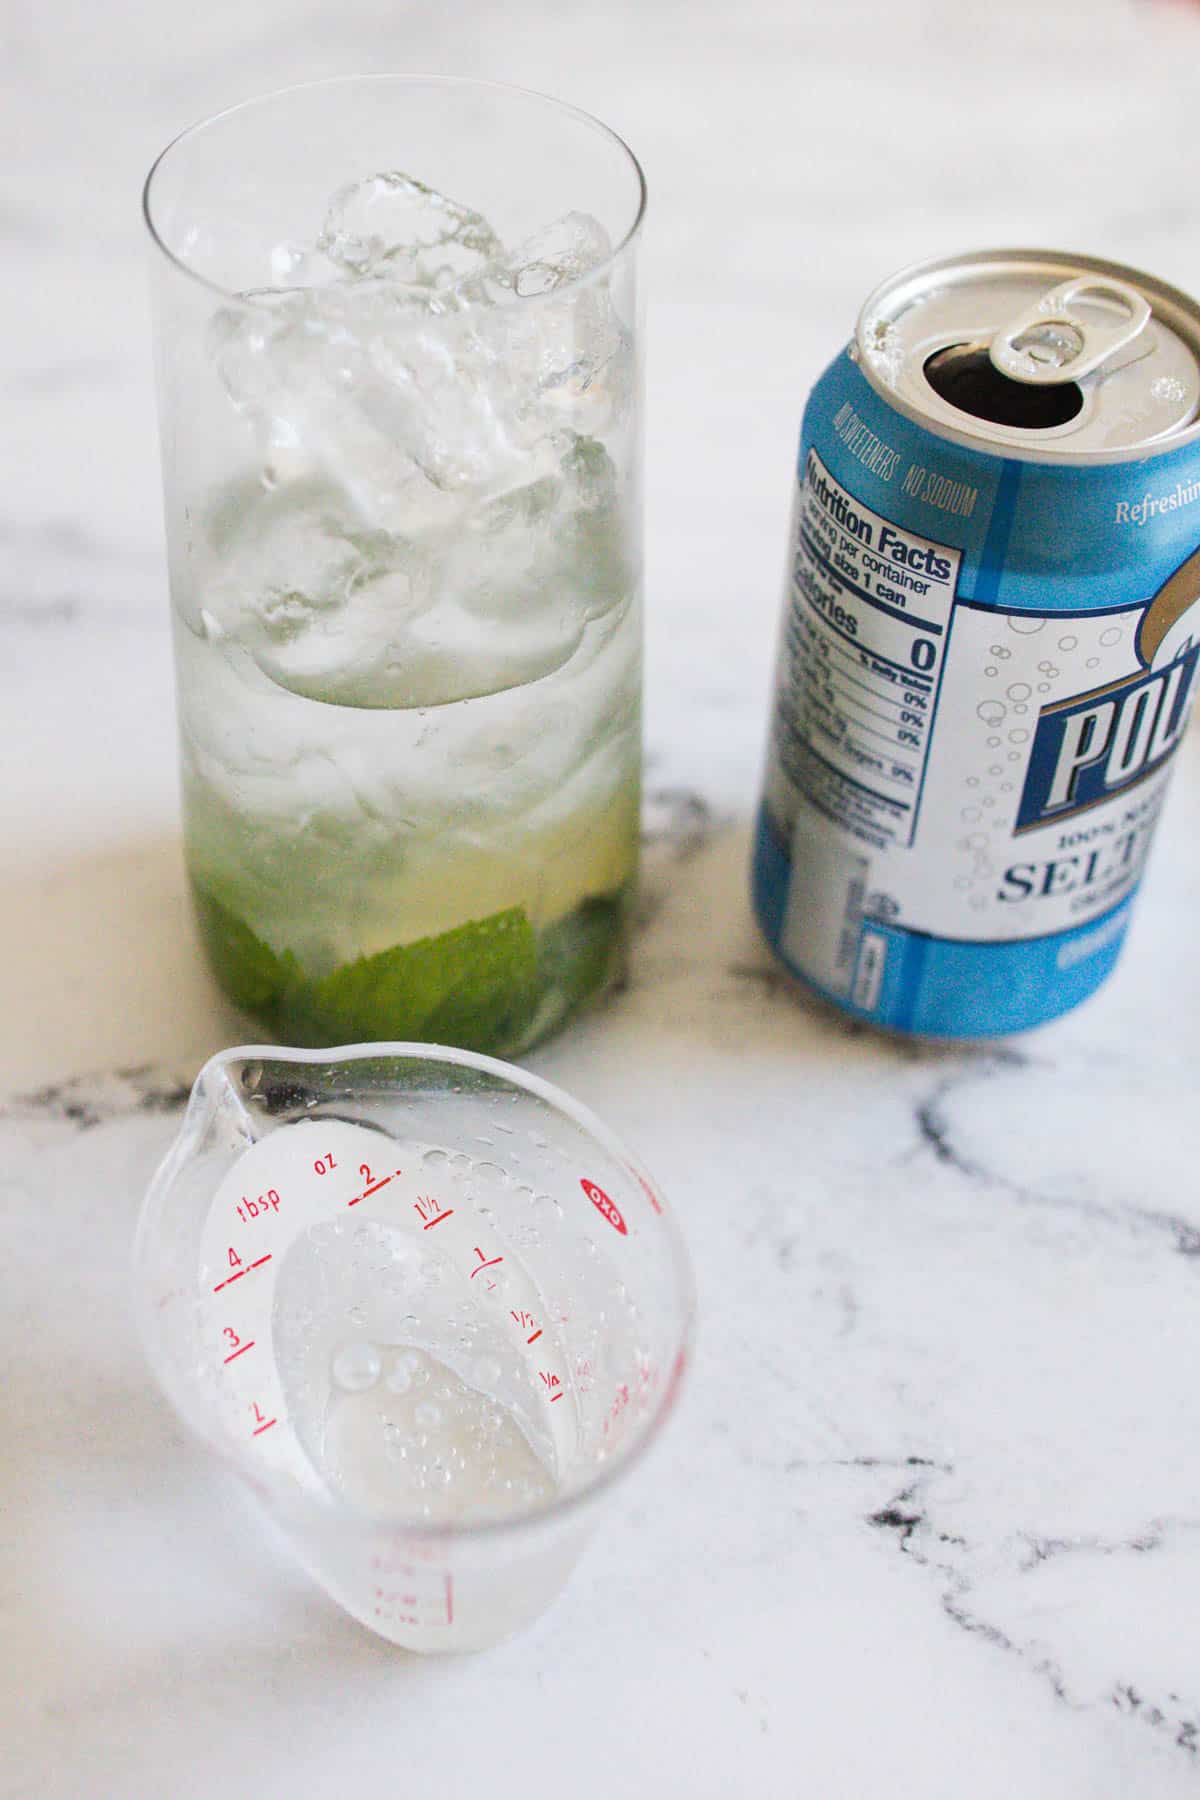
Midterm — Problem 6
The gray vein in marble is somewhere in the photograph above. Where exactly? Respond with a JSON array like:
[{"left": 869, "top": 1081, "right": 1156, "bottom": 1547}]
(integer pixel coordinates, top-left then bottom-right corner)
[
  {"left": 0, "top": 519, "right": 161, "bottom": 626},
  {"left": 866, "top": 1464, "right": 1200, "bottom": 1760},
  {"left": 9, "top": 356, "right": 127, "bottom": 393},
  {"left": 636, "top": 783, "right": 722, "bottom": 931},
  {"left": 912, "top": 1056, "right": 1200, "bottom": 1258},
  {"left": 640, "top": 784, "right": 715, "bottom": 863},
  {"left": 0, "top": 1064, "right": 191, "bottom": 1129}
]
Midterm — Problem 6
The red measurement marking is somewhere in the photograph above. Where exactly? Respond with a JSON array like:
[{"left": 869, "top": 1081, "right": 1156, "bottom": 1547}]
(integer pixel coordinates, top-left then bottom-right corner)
[
  {"left": 251, "top": 1417, "right": 277, "bottom": 1436},
  {"left": 224, "top": 1340, "right": 255, "bottom": 1364},
  {"left": 348, "top": 1172, "right": 398, "bottom": 1208},
  {"left": 445, "top": 1573, "right": 454, "bottom": 1626},
  {"left": 526, "top": 1328, "right": 543, "bottom": 1345},
  {"left": 581, "top": 1177, "right": 627, "bottom": 1236},
  {"left": 635, "top": 1170, "right": 665, "bottom": 1215},
  {"left": 469, "top": 1246, "right": 504, "bottom": 1280},
  {"left": 539, "top": 1369, "right": 564, "bottom": 1402},
  {"left": 603, "top": 1382, "right": 632, "bottom": 1434},
  {"left": 415, "top": 1194, "right": 453, "bottom": 1229},
  {"left": 549, "top": 1390, "right": 564, "bottom": 1402},
  {"left": 213, "top": 1252, "right": 270, "bottom": 1293}
]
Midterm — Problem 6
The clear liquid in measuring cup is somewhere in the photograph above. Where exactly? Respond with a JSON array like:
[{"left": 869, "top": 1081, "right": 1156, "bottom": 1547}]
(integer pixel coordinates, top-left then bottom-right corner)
[{"left": 273, "top": 1209, "right": 559, "bottom": 1524}]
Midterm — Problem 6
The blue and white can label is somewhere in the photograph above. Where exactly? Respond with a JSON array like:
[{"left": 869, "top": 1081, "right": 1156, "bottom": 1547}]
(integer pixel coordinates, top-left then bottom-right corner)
[{"left": 754, "top": 349, "right": 1200, "bottom": 1036}]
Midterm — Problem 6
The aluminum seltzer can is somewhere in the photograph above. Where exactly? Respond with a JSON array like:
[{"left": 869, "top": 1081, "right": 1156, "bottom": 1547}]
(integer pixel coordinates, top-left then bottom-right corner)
[{"left": 754, "top": 250, "right": 1200, "bottom": 1035}]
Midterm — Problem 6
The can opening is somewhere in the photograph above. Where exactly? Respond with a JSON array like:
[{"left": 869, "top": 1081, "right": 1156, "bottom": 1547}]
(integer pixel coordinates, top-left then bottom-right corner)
[{"left": 923, "top": 343, "right": 1084, "bottom": 429}]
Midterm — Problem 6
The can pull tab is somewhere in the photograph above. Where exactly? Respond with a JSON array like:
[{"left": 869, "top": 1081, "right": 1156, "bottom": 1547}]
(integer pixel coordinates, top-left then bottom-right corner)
[{"left": 988, "top": 276, "right": 1151, "bottom": 386}]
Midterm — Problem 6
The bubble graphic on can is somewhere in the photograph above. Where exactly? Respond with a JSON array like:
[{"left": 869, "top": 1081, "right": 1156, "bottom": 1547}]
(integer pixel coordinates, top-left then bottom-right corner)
[{"left": 753, "top": 249, "right": 1200, "bottom": 1037}]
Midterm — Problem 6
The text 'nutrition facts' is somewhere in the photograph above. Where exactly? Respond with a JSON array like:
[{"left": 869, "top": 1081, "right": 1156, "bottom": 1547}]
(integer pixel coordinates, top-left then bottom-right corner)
[{"left": 779, "top": 449, "right": 961, "bottom": 850}]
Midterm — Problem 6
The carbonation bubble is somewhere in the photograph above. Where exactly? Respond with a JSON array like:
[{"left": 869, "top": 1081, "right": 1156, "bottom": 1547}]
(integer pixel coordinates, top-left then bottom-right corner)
[
  {"left": 986, "top": 666, "right": 998, "bottom": 677},
  {"left": 1039, "top": 661, "right": 1054, "bottom": 673},
  {"left": 1058, "top": 635, "right": 1078, "bottom": 650},
  {"left": 1009, "top": 615, "right": 1046, "bottom": 634},
  {"left": 1008, "top": 728, "right": 1029, "bottom": 744},
  {"left": 989, "top": 765, "right": 1002, "bottom": 776},
  {"left": 1007, "top": 683, "right": 1032, "bottom": 701},
  {"left": 987, "top": 736, "right": 1002, "bottom": 748},
  {"left": 967, "top": 833, "right": 988, "bottom": 849},
  {"left": 990, "top": 645, "right": 1003, "bottom": 655},
  {"left": 1038, "top": 683, "right": 1051, "bottom": 693},
  {"left": 386, "top": 1350, "right": 423, "bottom": 1394},
  {"left": 977, "top": 700, "right": 1006, "bottom": 726},
  {"left": 1014, "top": 704, "right": 1028, "bottom": 715},
  {"left": 1001, "top": 781, "right": 1014, "bottom": 792},
  {"left": 966, "top": 776, "right": 979, "bottom": 787},
  {"left": 1100, "top": 627, "right": 1122, "bottom": 647},
  {"left": 422, "top": 1148, "right": 449, "bottom": 1168},
  {"left": 1087, "top": 656, "right": 1100, "bottom": 668},
  {"left": 1008, "top": 751, "right": 1020, "bottom": 761},
  {"left": 961, "top": 806, "right": 982, "bottom": 822},
  {"left": 332, "top": 1342, "right": 382, "bottom": 1392}
]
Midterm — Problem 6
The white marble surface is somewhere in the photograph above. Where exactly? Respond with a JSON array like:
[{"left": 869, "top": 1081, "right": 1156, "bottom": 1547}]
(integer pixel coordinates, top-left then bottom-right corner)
[{"left": 6, "top": 1, "right": 1200, "bottom": 1793}]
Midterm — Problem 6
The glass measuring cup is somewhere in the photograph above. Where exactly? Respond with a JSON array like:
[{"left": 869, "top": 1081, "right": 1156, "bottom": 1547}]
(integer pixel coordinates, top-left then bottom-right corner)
[{"left": 133, "top": 1044, "right": 694, "bottom": 1651}]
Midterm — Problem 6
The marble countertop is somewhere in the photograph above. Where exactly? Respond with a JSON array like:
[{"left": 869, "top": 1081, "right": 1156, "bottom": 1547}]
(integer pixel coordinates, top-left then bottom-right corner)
[{"left": 6, "top": 1, "right": 1200, "bottom": 1793}]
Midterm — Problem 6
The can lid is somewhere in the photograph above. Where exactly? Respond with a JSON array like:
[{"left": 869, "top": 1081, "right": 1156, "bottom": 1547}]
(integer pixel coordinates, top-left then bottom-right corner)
[{"left": 855, "top": 250, "right": 1200, "bottom": 461}]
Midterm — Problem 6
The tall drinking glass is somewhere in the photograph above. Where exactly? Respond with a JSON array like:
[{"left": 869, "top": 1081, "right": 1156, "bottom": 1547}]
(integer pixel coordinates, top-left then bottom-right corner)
[{"left": 144, "top": 78, "right": 644, "bottom": 1055}]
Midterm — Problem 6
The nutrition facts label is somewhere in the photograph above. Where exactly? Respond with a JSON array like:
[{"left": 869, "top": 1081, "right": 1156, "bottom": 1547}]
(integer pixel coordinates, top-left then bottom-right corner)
[{"left": 775, "top": 449, "right": 961, "bottom": 849}]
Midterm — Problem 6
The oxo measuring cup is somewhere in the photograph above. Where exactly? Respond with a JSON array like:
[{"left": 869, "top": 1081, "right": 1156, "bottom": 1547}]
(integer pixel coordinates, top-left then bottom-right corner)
[{"left": 133, "top": 1045, "right": 694, "bottom": 1651}]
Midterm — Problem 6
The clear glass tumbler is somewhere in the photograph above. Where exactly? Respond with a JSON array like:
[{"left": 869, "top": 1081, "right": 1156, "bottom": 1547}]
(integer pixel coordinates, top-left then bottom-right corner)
[
  {"left": 133, "top": 1044, "right": 693, "bottom": 1651},
  {"left": 144, "top": 78, "right": 645, "bottom": 1055}
]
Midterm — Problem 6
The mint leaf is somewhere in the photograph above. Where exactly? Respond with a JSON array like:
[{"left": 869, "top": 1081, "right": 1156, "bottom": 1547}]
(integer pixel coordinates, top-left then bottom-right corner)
[
  {"left": 301, "top": 906, "right": 538, "bottom": 1050},
  {"left": 191, "top": 885, "right": 294, "bottom": 1012},
  {"left": 535, "top": 894, "right": 624, "bottom": 1016},
  {"left": 191, "top": 883, "right": 624, "bottom": 1053}
]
